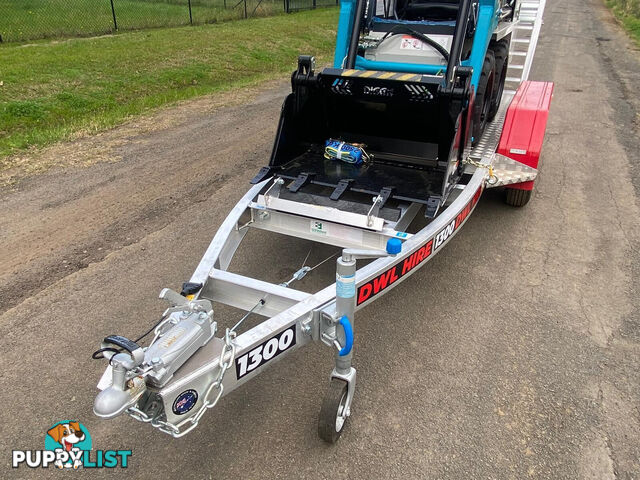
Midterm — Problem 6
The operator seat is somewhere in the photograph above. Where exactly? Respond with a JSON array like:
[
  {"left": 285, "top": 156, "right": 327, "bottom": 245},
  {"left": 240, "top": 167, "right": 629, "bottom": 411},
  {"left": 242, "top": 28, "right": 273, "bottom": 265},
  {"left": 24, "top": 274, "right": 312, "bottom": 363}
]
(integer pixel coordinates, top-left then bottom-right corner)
[{"left": 398, "top": 0, "right": 462, "bottom": 21}]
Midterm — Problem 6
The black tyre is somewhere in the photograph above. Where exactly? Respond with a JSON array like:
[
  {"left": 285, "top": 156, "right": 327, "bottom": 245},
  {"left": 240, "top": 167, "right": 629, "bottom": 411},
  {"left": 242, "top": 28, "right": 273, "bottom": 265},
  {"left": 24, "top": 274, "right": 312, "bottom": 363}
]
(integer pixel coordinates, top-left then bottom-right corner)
[
  {"left": 488, "top": 40, "right": 509, "bottom": 121},
  {"left": 318, "top": 378, "right": 349, "bottom": 443},
  {"left": 505, "top": 187, "right": 532, "bottom": 207},
  {"left": 472, "top": 50, "right": 496, "bottom": 146}
]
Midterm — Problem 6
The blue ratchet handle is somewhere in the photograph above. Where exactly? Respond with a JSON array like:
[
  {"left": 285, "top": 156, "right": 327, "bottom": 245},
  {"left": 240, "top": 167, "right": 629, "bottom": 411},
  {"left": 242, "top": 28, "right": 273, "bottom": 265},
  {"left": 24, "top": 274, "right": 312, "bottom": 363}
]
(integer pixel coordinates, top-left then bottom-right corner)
[{"left": 338, "top": 316, "right": 354, "bottom": 357}]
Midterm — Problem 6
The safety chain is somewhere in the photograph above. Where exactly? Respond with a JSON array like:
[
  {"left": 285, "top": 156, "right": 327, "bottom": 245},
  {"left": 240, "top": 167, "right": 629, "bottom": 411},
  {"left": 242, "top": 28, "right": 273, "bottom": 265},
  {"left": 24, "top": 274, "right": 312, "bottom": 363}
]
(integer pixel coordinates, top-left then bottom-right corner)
[
  {"left": 126, "top": 327, "right": 237, "bottom": 438},
  {"left": 463, "top": 156, "right": 498, "bottom": 185}
]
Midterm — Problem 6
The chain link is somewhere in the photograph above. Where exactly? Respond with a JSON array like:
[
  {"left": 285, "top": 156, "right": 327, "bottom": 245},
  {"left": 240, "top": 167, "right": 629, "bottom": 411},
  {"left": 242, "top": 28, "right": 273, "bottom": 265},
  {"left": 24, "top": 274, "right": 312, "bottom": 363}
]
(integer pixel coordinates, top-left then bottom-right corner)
[
  {"left": 126, "top": 327, "right": 237, "bottom": 438},
  {"left": 463, "top": 156, "right": 498, "bottom": 185}
]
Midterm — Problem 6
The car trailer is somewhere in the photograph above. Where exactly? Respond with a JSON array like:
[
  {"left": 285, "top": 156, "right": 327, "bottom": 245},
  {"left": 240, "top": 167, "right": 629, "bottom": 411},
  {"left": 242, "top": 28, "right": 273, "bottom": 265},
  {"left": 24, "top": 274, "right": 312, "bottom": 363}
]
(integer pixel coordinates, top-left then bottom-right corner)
[{"left": 93, "top": 0, "right": 553, "bottom": 442}]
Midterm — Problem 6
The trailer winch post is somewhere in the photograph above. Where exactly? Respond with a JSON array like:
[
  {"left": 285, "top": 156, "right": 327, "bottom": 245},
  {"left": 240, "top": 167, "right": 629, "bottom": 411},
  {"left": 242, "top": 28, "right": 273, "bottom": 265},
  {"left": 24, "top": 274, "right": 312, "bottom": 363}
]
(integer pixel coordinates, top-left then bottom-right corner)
[{"left": 319, "top": 238, "right": 402, "bottom": 442}]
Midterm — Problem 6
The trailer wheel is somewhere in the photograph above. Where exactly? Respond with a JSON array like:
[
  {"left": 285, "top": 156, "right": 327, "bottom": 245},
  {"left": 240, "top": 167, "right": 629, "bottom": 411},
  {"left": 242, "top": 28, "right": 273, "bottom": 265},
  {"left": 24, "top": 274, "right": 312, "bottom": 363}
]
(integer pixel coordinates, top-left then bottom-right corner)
[
  {"left": 488, "top": 40, "right": 509, "bottom": 121},
  {"left": 505, "top": 187, "right": 532, "bottom": 207},
  {"left": 318, "top": 378, "right": 349, "bottom": 443},
  {"left": 472, "top": 50, "right": 496, "bottom": 146}
]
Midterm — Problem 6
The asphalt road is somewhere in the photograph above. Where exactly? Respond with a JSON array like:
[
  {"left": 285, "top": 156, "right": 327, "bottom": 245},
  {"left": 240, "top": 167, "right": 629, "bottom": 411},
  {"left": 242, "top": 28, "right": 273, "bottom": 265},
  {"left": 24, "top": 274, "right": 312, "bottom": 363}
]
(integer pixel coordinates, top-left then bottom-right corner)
[{"left": 1, "top": 0, "right": 639, "bottom": 477}]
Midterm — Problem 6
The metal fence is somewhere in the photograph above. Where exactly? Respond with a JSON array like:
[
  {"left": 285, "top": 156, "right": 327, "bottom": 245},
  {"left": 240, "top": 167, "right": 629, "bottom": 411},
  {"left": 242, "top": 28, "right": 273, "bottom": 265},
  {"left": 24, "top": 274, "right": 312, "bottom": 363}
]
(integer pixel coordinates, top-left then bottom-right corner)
[
  {"left": 0, "top": 0, "right": 338, "bottom": 43},
  {"left": 285, "top": 0, "right": 338, "bottom": 12}
]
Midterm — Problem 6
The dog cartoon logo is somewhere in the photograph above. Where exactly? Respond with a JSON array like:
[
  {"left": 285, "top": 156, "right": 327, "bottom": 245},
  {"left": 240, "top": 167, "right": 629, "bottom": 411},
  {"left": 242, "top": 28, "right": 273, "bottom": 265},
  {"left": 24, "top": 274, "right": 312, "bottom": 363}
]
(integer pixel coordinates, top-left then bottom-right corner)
[
  {"left": 13, "top": 420, "right": 131, "bottom": 469},
  {"left": 45, "top": 421, "right": 91, "bottom": 469}
]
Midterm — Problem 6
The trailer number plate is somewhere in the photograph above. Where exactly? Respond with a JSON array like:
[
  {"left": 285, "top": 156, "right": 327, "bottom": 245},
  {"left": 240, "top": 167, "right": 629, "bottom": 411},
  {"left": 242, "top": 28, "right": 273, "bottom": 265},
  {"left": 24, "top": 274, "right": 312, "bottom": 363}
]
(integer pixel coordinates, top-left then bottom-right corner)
[{"left": 235, "top": 327, "right": 296, "bottom": 379}]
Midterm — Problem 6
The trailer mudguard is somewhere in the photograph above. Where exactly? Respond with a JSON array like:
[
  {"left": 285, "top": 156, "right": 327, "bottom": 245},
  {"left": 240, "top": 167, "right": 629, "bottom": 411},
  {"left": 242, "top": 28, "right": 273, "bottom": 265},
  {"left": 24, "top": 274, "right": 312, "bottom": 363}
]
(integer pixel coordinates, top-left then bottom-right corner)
[{"left": 496, "top": 80, "right": 554, "bottom": 191}]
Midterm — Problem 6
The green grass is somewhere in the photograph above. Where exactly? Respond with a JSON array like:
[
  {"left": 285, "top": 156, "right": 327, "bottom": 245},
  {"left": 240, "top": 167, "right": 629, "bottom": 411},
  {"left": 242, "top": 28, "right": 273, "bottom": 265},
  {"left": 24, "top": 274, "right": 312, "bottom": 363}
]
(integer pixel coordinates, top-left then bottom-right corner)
[
  {"left": 0, "top": 0, "right": 284, "bottom": 43},
  {"left": 0, "top": 8, "right": 338, "bottom": 165},
  {"left": 606, "top": 0, "right": 640, "bottom": 45}
]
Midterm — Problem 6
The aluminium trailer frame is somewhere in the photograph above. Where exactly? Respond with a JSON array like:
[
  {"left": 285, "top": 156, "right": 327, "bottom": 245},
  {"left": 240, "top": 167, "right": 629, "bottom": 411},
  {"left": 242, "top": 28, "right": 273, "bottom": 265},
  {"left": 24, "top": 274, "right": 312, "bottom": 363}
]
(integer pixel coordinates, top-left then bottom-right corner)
[{"left": 94, "top": 143, "right": 486, "bottom": 439}]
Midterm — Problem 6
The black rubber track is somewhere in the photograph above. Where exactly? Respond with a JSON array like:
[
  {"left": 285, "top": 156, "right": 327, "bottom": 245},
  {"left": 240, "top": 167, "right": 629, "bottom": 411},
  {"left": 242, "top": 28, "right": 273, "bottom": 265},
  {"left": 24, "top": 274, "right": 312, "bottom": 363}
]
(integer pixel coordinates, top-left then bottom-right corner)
[
  {"left": 472, "top": 50, "right": 495, "bottom": 146},
  {"left": 488, "top": 40, "right": 510, "bottom": 121}
]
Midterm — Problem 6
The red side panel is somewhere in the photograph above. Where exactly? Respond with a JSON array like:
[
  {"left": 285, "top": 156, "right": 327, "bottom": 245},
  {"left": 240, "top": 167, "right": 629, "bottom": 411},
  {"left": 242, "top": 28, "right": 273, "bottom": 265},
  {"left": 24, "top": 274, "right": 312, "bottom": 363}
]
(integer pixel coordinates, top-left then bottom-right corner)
[{"left": 497, "top": 81, "right": 554, "bottom": 190}]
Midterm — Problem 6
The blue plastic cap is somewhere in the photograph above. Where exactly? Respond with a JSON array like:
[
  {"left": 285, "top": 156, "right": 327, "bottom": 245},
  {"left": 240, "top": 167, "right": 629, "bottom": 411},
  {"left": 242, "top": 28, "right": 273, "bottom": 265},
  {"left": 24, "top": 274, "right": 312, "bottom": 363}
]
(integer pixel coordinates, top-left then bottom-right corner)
[{"left": 386, "top": 238, "right": 402, "bottom": 255}]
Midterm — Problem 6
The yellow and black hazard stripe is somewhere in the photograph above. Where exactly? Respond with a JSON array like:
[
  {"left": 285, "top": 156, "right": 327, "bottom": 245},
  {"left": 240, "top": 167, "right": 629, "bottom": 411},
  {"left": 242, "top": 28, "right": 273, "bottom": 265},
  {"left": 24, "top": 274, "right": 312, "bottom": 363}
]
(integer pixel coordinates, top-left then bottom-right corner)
[{"left": 338, "top": 69, "right": 426, "bottom": 82}]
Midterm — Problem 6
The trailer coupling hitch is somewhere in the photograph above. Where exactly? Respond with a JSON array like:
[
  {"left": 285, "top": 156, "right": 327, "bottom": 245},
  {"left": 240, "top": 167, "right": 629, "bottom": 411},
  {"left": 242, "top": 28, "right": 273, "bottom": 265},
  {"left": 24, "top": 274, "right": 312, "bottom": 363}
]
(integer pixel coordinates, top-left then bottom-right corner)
[{"left": 93, "top": 288, "right": 216, "bottom": 421}]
